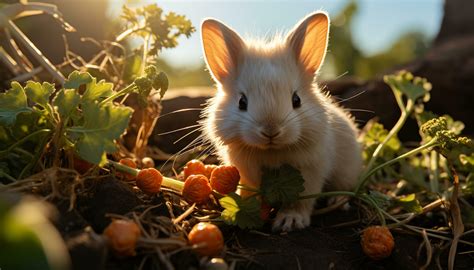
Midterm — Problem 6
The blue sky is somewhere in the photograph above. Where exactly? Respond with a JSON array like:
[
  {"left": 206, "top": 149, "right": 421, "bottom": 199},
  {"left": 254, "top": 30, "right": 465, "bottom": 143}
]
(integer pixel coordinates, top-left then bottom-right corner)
[{"left": 109, "top": 0, "right": 443, "bottom": 68}]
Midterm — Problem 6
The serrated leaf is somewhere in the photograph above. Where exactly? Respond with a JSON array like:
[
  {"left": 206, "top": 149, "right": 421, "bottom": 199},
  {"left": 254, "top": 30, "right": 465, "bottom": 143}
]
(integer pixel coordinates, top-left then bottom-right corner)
[
  {"left": 220, "top": 193, "right": 263, "bottom": 229},
  {"left": 64, "top": 71, "right": 93, "bottom": 89},
  {"left": 24, "top": 81, "right": 54, "bottom": 108},
  {"left": 395, "top": 194, "right": 423, "bottom": 213},
  {"left": 261, "top": 164, "right": 305, "bottom": 207},
  {"left": 82, "top": 78, "right": 114, "bottom": 104},
  {"left": 52, "top": 89, "right": 80, "bottom": 119},
  {"left": 67, "top": 102, "right": 132, "bottom": 165},
  {"left": 0, "top": 82, "right": 32, "bottom": 125},
  {"left": 384, "top": 70, "right": 431, "bottom": 102}
]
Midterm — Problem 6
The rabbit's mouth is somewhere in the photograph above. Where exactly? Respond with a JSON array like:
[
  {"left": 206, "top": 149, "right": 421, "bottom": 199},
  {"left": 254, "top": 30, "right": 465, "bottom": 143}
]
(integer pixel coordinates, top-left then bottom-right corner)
[{"left": 256, "top": 140, "right": 284, "bottom": 150}]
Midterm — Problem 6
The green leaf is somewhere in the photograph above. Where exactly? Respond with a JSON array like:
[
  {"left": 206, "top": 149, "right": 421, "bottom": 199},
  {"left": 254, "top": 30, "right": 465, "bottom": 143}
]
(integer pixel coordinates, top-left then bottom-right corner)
[
  {"left": 220, "top": 193, "right": 264, "bottom": 229},
  {"left": 82, "top": 78, "right": 114, "bottom": 104},
  {"left": 24, "top": 81, "right": 54, "bottom": 108},
  {"left": 64, "top": 71, "right": 93, "bottom": 89},
  {"left": 395, "top": 194, "right": 423, "bottom": 213},
  {"left": 52, "top": 89, "right": 81, "bottom": 119},
  {"left": 361, "top": 120, "right": 401, "bottom": 162},
  {"left": 261, "top": 164, "right": 305, "bottom": 207},
  {"left": 0, "top": 82, "right": 32, "bottom": 125},
  {"left": 67, "top": 102, "right": 132, "bottom": 165},
  {"left": 384, "top": 70, "right": 432, "bottom": 102}
]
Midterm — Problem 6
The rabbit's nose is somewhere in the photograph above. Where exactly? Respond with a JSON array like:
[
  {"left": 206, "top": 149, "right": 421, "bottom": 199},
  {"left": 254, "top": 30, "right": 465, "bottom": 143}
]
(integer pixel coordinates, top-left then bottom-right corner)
[
  {"left": 260, "top": 122, "right": 280, "bottom": 139},
  {"left": 261, "top": 130, "right": 281, "bottom": 139}
]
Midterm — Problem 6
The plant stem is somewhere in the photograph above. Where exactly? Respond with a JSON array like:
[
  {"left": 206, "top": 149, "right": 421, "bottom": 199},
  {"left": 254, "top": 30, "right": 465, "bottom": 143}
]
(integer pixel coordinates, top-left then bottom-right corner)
[
  {"left": 362, "top": 194, "right": 386, "bottom": 226},
  {"left": 0, "top": 171, "right": 17, "bottom": 183},
  {"left": 99, "top": 84, "right": 137, "bottom": 106},
  {"left": 6, "top": 20, "right": 65, "bottom": 84},
  {"left": 298, "top": 191, "right": 356, "bottom": 200},
  {"left": 0, "top": 129, "right": 51, "bottom": 155},
  {"left": 107, "top": 160, "right": 138, "bottom": 176},
  {"left": 298, "top": 191, "right": 386, "bottom": 225},
  {"left": 19, "top": 134, "right": 50, "bottom": 179},
  {"left": 429, "top": 151, "right": 440, "bottom": 193},
  {"left": 237, "top": 184, "right": 260, "bottom": 193},
  {"left": 107, "top": 160, "right": 184, "bottom": 191},
  {"left": 356, "top": 137, "right": 439, "bottom": 193},
  {"left": 364, "top": 100, "right": 414, "bottom": 174}
]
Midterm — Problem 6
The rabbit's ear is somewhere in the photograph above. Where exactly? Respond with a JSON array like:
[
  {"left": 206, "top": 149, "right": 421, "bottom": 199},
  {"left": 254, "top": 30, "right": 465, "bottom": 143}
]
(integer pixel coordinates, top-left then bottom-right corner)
[
  {"left": 286, "top": 12, "right": 329, "bottom": 76},
  {"left": 201, "top": 19, "right": 245, "bottom": 83}
]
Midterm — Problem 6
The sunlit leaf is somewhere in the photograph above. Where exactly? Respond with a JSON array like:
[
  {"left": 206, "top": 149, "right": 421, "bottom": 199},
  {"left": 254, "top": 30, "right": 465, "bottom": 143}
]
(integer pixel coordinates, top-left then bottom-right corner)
[
  {"left": 82, "top": 78, "right": 114, "bottom": 104},
  {"left": 384, "top": 70, "right": 432, "bottom": 102},
  {"left": 395, "top": 193, "right": 423, "bottom": 213},
  {"left": 64, "top": 71, "right": 92, "bottom": 89},
  {"left": 52, "top": 89, "right": 80, "bottom": 119},
  {"left": 67, "top": 102, "right": 132, "bottom": 165},
  {"left": 24, "top": 81, "right": 54, "bottom": 108},
  {"left": 220, "top": 193, "right": 263, "bottom": 229}
]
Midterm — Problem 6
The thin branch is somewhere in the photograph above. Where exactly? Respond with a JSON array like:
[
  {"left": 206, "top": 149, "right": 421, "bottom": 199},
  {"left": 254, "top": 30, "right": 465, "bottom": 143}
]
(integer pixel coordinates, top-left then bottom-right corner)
[{"left": 6, "top": 20, "right": 65, "bottom": 84}]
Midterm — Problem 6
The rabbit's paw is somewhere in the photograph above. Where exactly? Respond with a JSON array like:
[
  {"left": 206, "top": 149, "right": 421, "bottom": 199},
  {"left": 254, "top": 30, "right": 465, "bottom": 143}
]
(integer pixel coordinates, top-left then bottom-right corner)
[{"left": 272, "top": 208, "right": 310, "bottom": 232}]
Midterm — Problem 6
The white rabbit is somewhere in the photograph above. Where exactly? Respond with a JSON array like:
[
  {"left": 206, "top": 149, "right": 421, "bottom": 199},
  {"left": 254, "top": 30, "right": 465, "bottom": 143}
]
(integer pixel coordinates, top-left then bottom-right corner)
[{"left": 200, "top": 11, "right": 362, "bottom": 232}]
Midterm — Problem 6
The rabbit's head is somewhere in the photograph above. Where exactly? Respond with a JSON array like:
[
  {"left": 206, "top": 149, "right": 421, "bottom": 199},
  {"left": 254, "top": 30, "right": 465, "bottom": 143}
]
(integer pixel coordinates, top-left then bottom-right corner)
[{"left": 202, "top": 12, "right": 330, "bottom": 150}]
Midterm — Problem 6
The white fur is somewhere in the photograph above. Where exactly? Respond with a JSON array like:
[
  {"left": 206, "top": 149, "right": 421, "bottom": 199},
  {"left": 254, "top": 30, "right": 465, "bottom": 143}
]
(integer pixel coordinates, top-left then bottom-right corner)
[{"left": 201, "top": 12, "right": 363, "bottom": 231}]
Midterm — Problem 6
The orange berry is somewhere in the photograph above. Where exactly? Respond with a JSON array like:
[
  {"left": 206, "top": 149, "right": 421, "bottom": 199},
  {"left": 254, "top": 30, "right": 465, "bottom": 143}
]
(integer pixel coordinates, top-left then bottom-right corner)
[
  {"left": 361, "top": 226, "right": 395, "bottom": 260},
  {"left": 136, "top": 168, "right": 163, "bottom": 194},
  {"left": 183, "top": 159, "right": 206, "bottom": 179},
  {"left": 103, "top": 219, "right": 141, "bottom": 257},
  {"left": 182, "top": 175, "right": 212, "bottom": 204},
  {"left": 204, "top": 164, "right": 218, "bottom": 179},
  {"left": 118, "top": 158, "right": 137, "bottom": 180},
  {"left": 141, "top": 157, "right": 155, "bottom": 168},
  {"left": 188, "top": 223, "right": 224, "bottom": 256},
  {"left": 210, "top": 165, "right": 240, "bottom": 194}
]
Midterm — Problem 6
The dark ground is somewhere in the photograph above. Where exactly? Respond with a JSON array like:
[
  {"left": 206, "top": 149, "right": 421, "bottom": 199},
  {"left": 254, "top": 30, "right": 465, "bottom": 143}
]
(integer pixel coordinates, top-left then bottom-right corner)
[{"left": 50, "top": 177, "right": 473, "bottom": 270}]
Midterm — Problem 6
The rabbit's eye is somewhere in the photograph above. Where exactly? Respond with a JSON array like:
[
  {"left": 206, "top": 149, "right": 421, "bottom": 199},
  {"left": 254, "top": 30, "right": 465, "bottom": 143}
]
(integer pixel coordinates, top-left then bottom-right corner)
[
  {"left": 239, "top": 94, "right": 248, "bottom": 111},
  {"left": 292, "top": 92, "right": 301, "bottom": 108}
]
